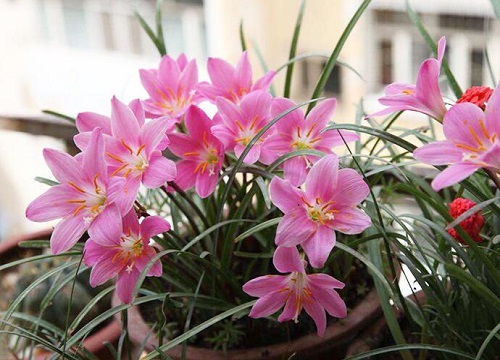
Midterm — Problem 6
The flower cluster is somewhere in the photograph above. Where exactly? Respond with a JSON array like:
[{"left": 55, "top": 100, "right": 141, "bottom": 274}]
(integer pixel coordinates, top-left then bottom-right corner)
[
  {"left": 372, "top": 36, "right": 500, "bottom": 195},
  {"left": 26, "top": 51, "right": 371, "bottom": 334},
  {"left": 447, "top": 198, "right": 485, "bottom": 244}
]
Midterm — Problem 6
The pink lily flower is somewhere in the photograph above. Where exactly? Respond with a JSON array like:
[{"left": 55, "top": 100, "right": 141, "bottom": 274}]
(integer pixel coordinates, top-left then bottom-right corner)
[
  {"left": 243, "top": 246, "right": 346, "bottom": 337},
  {"left": 140, "top": 54, "right": 201, "bottom": 127},
  {"left": 212, "top": 90, "right": 275, "bottom": 164},
  {"left": 168, "top": 106, "right": 225, "bottom": 198},
  {"left": 84, "top": 209, "right": 170, "bottom": 303},
  {"left": 270, "top": 154, "right": 371, "bottom": 268},
  {"left": 198, "top": 51, "right": 276, "bottom": 104},
  {"left": 263, "top": 97, "right": 359, "bottom": 186},
  {"left": 104, "top": 97, "right": 177, "bottom": 208},
  {"left": 74, "top": 99, "right": 145, "bottom": 150},
  {"left": 369, "top": 37, "right": 447, "bottom": 121},
  {"left": 413, "top": 84, "right": 500, "bottom": 191},
  {"left": 26, "top": 128, "right": 128, "bottom": 254}
]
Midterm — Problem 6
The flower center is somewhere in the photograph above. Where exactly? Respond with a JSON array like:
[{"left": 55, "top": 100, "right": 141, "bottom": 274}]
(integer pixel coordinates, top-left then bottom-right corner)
[
  {"left": 291, "top": 125, "right": 321, "bottom": 151},
  {"left": 286, "top": 272, "right": 313, "bottom": 322},
  {"left": 454, "top": 118, "right": 497, "bottom": 164},
  {"left": 67, "top": 174, "right": 108, "bottom": 222},
  {"left": 112, "top": 232, "right": 145, "bottom": 272},
  {"left": 107, "top": 141, "right": 149, "bottom": 178},
  {"left": 234, "top": 116, "right": 263, "bottom": 146},
  {"left": 301, "top": 197, "right": 337, "bottom": 224}
]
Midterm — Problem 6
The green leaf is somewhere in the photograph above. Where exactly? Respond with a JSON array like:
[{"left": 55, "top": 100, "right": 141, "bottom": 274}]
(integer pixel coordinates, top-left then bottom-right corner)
[
  {"left": 155, "top": 0, "right": 167, "bottom": 56},
  {"left": 306, "top": 0, "right": 371, "bottom": 114},
  {"left": 444, "top": 263, "right": 500, "bottom": 309},
  {"left": 234, "top": 217, "right": 281, "bottom": 244},
  {"left": 35, "top": 176, "right": 59, "bottom": 186},
  {"left": 283, "top": 0, "right": 306, "bottom": 98},
  {"left": 345, "top": 344, "right": 475, "bottom": 360},
  {"left": 42, "top": 110, "right": 76, "bottom": 124},
  {"left": 239, "top": 21, "right": 247, "bottom": 51}
]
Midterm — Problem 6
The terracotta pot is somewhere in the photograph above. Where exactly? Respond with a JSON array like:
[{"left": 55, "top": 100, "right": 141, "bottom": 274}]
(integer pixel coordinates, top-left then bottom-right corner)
[
  {"left": 115, "top": 286, "right": 385, "bottom": 360},
  {"left": 0, "top": 230, "right": 121, "bottom": 360}
]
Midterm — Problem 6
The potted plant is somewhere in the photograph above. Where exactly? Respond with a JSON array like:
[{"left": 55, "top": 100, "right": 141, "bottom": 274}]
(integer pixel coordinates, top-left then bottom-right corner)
[{"left": 4, "top": 1, "right": 499, "bottom": 359}]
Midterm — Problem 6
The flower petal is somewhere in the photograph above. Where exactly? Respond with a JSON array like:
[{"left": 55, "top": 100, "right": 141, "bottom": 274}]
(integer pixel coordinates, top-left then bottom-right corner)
[
  {"left": 304, "top": 300, "right": 327, "bottom": 337},
  {"left": 413, "top": 141, "right": 463, "bottom": 165},
  {"left": 248, "top": 292, "right": 287, "bottom": 319},
  {"left": 331, "top": 207, "right": 371, "bottom": 235},
  {"left": 431, "top": 163, "right": 479, "bottom": 191},
  {"left": 76, "top": 112, "right": 111, "bottom": 133},
  {"left": 301, "top": 226, "right": 335, "bottom": 268},
  {"left": 243, "top": 275, "right": 287, "bottom": 297},
  {"left": 273, "top": 246, "right": 303, "bottom": 273},
  {"left": 111, "top": 96, "right": 141, "bottom": 146},
  {"left": 116, "top": 267, "right": 140, "bottom": 303},
  {"left": 312, "top": 288, "right": 347, "bottom": 319},
  {"left": 89, "top": 254, "right": 123, "bottom": 287},
  {"left": 332, "top": 168, "right": 370, "bottom": 207},
  {"left": 84, "top": 240, "right": 116, "bottom": 267},
  {"left": 275, "top": 209, "right": 316, "bottom": 247},
  {"left": 305, "top": 154, "right": 339, "bottom": 201},
  {"left": 141, "top": 215, "right": 170, "bottom": 240},
  {"left": 43, "top": 148, "right": 86, "bottom": 184},
  {"left": 26, "top": 186, "right": 77, "bottom": 222},
  {"left": 88, "top": 204, "right": 122, "bottom": 246},
  {"left": 308, "top": 273, "right": 345, "bottom": 289},
  {"left": 50, "top": 215, "right": 87, "bottom": 254},
  {"left": 142, "top": 155, "right": 177, "bottom": 188},
  {"left": 269, "top": 176, "right": 303, "bottom": 213}
]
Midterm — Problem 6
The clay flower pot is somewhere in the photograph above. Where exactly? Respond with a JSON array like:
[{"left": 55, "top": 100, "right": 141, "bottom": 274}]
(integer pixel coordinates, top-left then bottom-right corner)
[{"left": 114, "top": 287, "right": 385, "bottom": 360}]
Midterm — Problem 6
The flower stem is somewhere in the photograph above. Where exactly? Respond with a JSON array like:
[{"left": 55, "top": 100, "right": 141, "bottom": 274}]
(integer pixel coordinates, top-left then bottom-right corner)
[{"left": 485, "top": 168, "right": 500, "bottom": 190}]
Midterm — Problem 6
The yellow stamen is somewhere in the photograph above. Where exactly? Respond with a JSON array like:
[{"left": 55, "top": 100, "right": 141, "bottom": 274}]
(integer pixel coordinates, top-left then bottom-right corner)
[
  {"left": 137, "top": 144, "right": 146, "bottom": 155},
  {"left": 68, "top": 181, "right": 86, "bottom": 194},
  {"left": 121, "top": 139, "right": 134, "bottom": 154}
]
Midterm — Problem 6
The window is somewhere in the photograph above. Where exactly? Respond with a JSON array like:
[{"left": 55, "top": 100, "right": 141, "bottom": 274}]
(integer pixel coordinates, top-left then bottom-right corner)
[
  {"left": 379, "top": 40, "right": 392, "bottom": 85},
  {"left": 439, "top": 14, "right": 488, "bottom": 32},
  {"left": 470, "top": 49, "right": 484, "bottom": 86},
  {"left": 62, "top": 0, "right": 89, "bottom": 48},
  {"left": 323, "top": 63, "right": 342, "bottom": 95}
]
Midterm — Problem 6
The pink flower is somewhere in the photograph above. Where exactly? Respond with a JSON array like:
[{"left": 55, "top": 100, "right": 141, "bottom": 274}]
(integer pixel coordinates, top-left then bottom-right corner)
[
  {"left": 413, "top": 84, "right": 500, "bottom": 191},
  {"left": 263, "top": 97, "right": 359, "bottom": 186},
  {"left": 168, "top": 106, "right": 225, "bottom": 198},
  {"left": 270, "top": 154, "right": 371, "bottom": 268},
  {"left": 243, "top": 246, "right": 346, "bottom": 337},
  {"left": 26, "top": 128, "right": 128, "bottom": 254},
  {"left": 198, "top": 51, "right": 275, "bottom": 104},
  {"left": 104, "top": 97, "right": 177, "bottom": 207},
  {"left": 212, "top": 90, "right": 275, "bottom": 164},
  {"left": 140, "top": 54, "right": 201, "bottom": 126},
  {"left": 84, "top": 209, "right": 170, "bottom": 303},
  {"left": 369, "top": 37, "right": 447, "bottom": 121}
]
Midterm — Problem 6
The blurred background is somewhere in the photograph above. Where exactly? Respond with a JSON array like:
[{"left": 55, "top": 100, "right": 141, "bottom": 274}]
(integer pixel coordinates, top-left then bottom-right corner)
[{"left": 0, "top": 0, "right": 498, "bottom": 240}]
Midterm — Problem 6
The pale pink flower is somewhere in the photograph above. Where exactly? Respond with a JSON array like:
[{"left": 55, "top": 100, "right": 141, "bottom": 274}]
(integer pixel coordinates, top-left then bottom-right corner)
[
  {"left": 104, "top": 97, "right": 177, "bottom": 207},
  {"left": 140, "top": 54, "right": 201, "bottom": 127},
  {"left": 212, "top": 90, "right": 275, "bottom": 164},
  {"left": 26, "top": 128, "right": 128, "bottom": 254},
  {"left": 198, "top": 51, "right": 275, "bottom": 104},
  {"left": 413, "top": 84, "right": 500, "bottom": 191},
  {"left": 84, "top": 209, "right": 170, "bottom": 303},
  {"left": 168, "top": 106, "right": 225, "bottom": 198},
  {"left": 270, "top": 154, "right": 371, "bottom": 268},
  {"left": 263, "top": 97, "right": 359, "bottom": 186},
  {"left": 369, "top": 37, "right": 447, "bottom": 121},
  {"left": 243, "top": 246, "right": 346, "bottom": 337}
]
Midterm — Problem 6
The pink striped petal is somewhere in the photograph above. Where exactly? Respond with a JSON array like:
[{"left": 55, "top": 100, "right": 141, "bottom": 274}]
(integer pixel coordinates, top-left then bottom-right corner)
[
  {"left": 283, "top": 157, "right": 308, "bottom": 187},
  {"left": 43, "top": 148, "right": 86, "bottom": 184},
  {"left": 50, "top": 215, "right": 87, "bottom": 254},
  {"left": 301, "top": 226, "right": 335, "bottom": 268},
  {"left": 116, "top": 268, "right": 140, "bottom": 303},
  {"left": 83, "top": 240, "right": 117, "bottom": 267},
  {"left": 333, "top": 168, "right": 370, "bottom": 207},
  {"left": 76, "top": 112, "right": 111, "bottom": 133},
  {"left": 305, "top": 154, "right": 339, "bottom": 201},
  {"left": 173, "top": 161, "right": 196, "bottom": 191},
  {"left": 431, "top": 163, "right": 479, "bottom": 191},
  {"left": 331, "top": 207, "right": 371, "bottom": 235},
  {"left": 307, "top": 98, "right": 336, "bottom": 127},
  {"left": 195, "top": 171, "right": 219, "bottom": 198},
  {"left": 207, "top": 57, "right": 235, "bottom": 89},
  {"left": 312, "top": 288, "right": 347, "bottom": 319},
  {"left": 275, "top": 210, "right": 315, "bottom": 247},
  {"left": 158, "top": 56, "right": 181, "bottom": 88},
  {"left": 141, "top": 215, "right": 170, "bottom": 241},
  {"left": 134, "top": 246, "right": 162, "bottom": 277},
  {"left": 88, "top": 204, "right": 122, "bottom": 246},
  {"left": 413, "top": 141, "right": 463, "bottom": 165},
  {"left": 111, "top": 96, "right": 140, "bottom": 146},
  {"left": 235, "top": 52, "right": 252, "bottom": 91},
  {"left": 304, "top": 300, "right": 327, "bottom": 337},
  {"left": 140, "top": 117, "right": 169, "bottom": 156},
  {"left": 89, "top": 255, "right": 123, "bottom": 287},
  {"left": 308, "top": 273, "right": 345, "bottom": 289},
  {"left": 243, "top": 275, "right": 287, "bottom": 297},
  {"left": 26, "top": 186, "right": 77, "bottom": 222},
  {"left": 248, "top": 292, "right": 287, "bottom": 319},
  {"left": 82, "top": 128, "right": 107, "bottom": 181},
  {"left": 277, "top": 295, "right": 299, "bottom": 322},
  {"left": 142, "top": 155, "right": 177, "bottom": 188},
  {"left": 253, "top": 71, "right": 276, "bottom": 92},
  {"left": 273, "top": 246, "right": 303, "bottom": 273},
  {"left": 269, "top": 176, "right": 303, "bottom": 213}
]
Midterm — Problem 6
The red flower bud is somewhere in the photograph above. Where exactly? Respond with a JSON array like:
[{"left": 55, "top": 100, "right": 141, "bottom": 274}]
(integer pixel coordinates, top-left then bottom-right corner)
[{"left": 456, "top": 86, "right": 494, "bottom": 110}]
